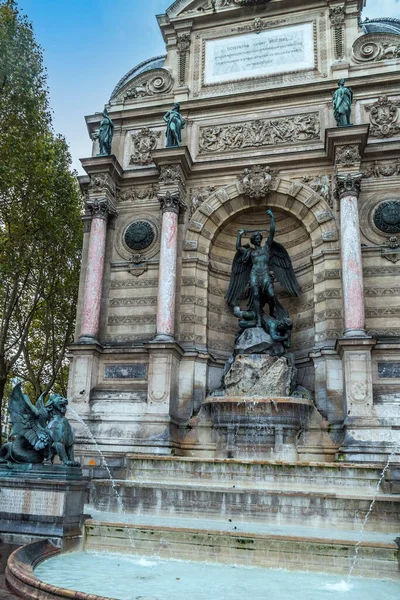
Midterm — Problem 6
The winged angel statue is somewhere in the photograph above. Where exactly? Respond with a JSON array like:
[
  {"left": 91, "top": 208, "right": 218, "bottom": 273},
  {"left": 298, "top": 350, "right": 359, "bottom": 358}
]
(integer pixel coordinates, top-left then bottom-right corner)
[
  {"left": 225, "top": 209, "right": 300, "bottom": 348},
  {"left": 0, "top": 382, "right": 79, "bottom": 467}
]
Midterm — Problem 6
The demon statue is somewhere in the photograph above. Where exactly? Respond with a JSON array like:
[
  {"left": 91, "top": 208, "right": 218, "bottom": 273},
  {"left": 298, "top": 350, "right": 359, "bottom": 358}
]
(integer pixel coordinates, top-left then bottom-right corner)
[
  {"left": 0, "top": 382, "right": 79, "bottom": 467},
  {"left": 225, "top": 209, "right": 299, "bottom": 354}
]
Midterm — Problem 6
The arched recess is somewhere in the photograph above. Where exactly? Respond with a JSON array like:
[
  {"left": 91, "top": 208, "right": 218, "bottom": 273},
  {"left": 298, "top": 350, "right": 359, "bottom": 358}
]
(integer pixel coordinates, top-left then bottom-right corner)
[{"left": 178, "top": 177, "right": 341, "bottom": 357}]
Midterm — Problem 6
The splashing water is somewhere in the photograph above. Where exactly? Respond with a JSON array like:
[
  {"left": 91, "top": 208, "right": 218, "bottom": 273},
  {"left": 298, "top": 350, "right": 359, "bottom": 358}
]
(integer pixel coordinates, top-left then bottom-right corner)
[
  {"left": 346, "top": 446, "right": 399, "bottom": 582},
  {"left": 322, "top": 579, "right": 352, "bottom": 592},
  {"left": 67, "top": 406, "right": 136, "bottom": 548}
]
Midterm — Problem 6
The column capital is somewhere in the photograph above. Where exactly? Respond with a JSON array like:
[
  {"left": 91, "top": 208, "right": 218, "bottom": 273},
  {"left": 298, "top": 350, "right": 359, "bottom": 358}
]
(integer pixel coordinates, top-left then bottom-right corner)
[
  {"left": 335, "top": 172, "right": 363, "bottom": 199},
  {"left": 158, "top": 190, "right": 187, "bottom": 215},
  {"left": 85, "top": 197, "right": 117, "bottom": 220}
]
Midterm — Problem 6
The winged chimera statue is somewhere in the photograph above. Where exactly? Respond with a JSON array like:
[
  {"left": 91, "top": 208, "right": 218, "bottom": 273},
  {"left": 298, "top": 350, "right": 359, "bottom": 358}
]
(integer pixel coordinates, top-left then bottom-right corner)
[
  {"left": 225, "top": 209, "right": 300, "bottom": 346},
  {"left": 0, "top": 382, "right": 79, "bottom": 467}
]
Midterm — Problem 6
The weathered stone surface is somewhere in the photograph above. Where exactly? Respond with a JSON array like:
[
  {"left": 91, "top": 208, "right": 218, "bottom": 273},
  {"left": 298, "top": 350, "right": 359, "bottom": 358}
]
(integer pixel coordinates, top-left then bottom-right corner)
[
  {"left": 224, "top": 353, "right": 296, "bottom": 397},
  {"left": 234, "top": 327, "right": 273, "bottom": 354}
]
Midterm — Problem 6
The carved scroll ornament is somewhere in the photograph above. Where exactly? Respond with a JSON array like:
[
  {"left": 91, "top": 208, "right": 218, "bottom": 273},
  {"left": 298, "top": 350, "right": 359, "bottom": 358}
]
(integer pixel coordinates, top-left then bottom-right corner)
[
  {"left": 353, "top": 33, "right": 400, "bottom": 63},
  {"left": 237, "top": 165, "right": 278, "bottom": 199},
  {"left": 129, "top": 128, "right": 161, "bottom": 166}
]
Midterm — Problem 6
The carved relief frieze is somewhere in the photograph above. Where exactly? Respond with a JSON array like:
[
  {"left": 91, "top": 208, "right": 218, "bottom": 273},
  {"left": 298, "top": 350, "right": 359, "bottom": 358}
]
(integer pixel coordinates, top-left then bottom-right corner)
[
  {"left": 108, "top": 315, "right": 156, "bottom": 325},
  {"left": 159, "top": 165, "right": 184, "bottom": 185},
  {"left": 363, "top": 160, "right": 400, "bottom": 179},
  {"left": 198, "top": 113, "right": 320, "bottom": 154},
  {"left": 110, "top": 278, "right": 159, "bottom": 289},
  {"left": 129, "top": 128, "right": 161, "bottom": 166},
  {"left": 117, "top": 186, "right": 158, "bottom": 203},
  {"left": 237, "top": 165, "right": 278, "bottom": 200},
  {"left": 353, "top": 33, "right": 400, "bottom": 63},
  {"left": 365, "top": 96, "right": 400, "bottom": 138},
  {"left": 87, "top": 173, "right": 116, "bottom": 198}
]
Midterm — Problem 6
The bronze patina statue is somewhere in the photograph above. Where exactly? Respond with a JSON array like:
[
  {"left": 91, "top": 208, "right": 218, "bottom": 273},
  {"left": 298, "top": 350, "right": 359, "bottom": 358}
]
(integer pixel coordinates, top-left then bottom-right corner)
[
  {"left": 164, "top": 103, "right": 185, "bottom": 147},
  {"left": 332, "top": 79, "right": 353, "bottom": 127},
  {"left": 93, "top": 108, "right": 114, "bottom": 155},
  {"left": 0, "top": 382, "right": 79, "bottom": 467},
  {"left": 225, "top": 209, "right": 299, "bottom": 348}
]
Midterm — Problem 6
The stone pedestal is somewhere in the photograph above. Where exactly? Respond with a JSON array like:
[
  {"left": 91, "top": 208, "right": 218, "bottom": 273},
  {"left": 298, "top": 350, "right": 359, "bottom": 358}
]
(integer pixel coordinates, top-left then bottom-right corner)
[
  {"left": 0, "top": 465, "right": 88, "bottom": 550},
  {"left": 224, "top": 353, "right": 296, "bottom": 398}
]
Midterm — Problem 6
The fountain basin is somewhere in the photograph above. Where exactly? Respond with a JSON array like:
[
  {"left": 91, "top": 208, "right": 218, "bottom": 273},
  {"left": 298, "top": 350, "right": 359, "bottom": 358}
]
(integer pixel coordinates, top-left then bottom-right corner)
[
  {"left": 8, "top": 541, "right": 399, "bottom": 600},
  {"left": 203, "top": 396, "right": 314, "bottom": 459}
]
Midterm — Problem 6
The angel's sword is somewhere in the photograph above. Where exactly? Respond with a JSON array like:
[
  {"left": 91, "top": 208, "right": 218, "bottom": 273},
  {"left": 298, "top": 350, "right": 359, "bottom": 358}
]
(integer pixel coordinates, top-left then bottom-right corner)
[{"left": 240, "top": 228, "right": 280, "bottom": 234}]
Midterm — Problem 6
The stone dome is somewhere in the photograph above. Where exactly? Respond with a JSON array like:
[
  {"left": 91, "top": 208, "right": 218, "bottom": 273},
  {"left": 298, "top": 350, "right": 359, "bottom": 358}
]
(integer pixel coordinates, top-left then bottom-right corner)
[{"left": 109, "top": 55, "right": 166, "bottom": 100}]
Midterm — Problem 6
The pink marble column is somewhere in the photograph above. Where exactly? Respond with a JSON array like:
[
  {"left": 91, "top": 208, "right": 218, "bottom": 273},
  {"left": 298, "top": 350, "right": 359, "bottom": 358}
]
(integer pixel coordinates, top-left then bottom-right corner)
[
  {"left": 79, "top": 200, "right": 112, "bottom": 343},
  {"left": 337, "top": 173, "right": 366, "bottom": 337},
  {"left": 155, "top": 192, "right": 184, "bottom": 341}
]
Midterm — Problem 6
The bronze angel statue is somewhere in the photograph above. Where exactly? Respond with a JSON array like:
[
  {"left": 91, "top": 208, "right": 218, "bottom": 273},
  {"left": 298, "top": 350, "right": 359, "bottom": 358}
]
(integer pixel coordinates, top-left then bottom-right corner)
[
  {"left": 0, "top": 381, "right": 79, "bottom": 467},
  {"left": 225, "top": 209, "right": 300, "bottom": 340}
]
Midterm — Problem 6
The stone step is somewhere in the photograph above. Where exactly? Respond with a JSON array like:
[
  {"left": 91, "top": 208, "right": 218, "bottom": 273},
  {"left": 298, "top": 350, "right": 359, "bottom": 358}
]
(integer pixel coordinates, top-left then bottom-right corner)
[
  {"left": 84, "top": 519, "right": 400, "bottom": 580},
  {"left": 88, "top": 479, "right": 400, "bottom": 533},
  {"left": 126, "top": 455, "right": 386, "bottom": 492}
]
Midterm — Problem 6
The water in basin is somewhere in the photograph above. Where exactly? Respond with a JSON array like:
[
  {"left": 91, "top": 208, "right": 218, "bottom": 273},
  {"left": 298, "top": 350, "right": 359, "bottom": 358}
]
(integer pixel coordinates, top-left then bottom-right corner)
[{"left": 34, "top": 551, "right": 399, "bottom": 600}]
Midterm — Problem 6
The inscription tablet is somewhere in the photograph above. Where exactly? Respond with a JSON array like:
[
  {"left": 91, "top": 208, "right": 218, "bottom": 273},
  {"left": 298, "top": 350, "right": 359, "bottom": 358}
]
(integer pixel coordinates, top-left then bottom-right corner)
[{"left": 204, "top": 23, "right": 314, "bottom": 85}]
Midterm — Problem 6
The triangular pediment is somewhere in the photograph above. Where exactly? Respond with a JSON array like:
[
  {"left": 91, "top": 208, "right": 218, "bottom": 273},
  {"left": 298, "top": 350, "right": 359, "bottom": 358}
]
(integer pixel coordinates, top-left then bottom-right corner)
[{"left": 166, "top": 0, "right": 272, "bottom": 20}]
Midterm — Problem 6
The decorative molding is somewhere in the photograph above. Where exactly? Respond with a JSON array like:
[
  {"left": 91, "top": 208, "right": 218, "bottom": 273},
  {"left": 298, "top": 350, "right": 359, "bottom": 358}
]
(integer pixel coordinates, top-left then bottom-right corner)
[
  {"left": 374, "top": 201, "right": 400, "bottom": 234},
  {"left": 353, "top": 33, "right": 400, "bottom": 63},
  {"left": 365, "top": 96, "right": 400, "bottom": 138},
  {"left": 85, "top": 198, "right": 116, "bottom": 220},
  {"left": 381, "top": 237, "right": 400, "bottom": 263},
  {"left": 237, "top": 165, "right": 278, "bottom": 200},
  {"left": 329, "top": 6, "right": 345, "bottom": 60},
  {"left": 108, "top": 315, "right": 156, "bottom": 325},
  {"left": 198, "top": 113, "right": 320, "bottom": 154},
  {"left": 110, "top": 296, "right": 157, "bottom": 306},
  {"left": 177, "top": 33, "right": 191, "bottom": 86},
  {"left": 335, "top": 144, "right": 361, "bottom": 168},
  {"left": 159, "top": 165, "right": 184, "bottom": 186},
  {"left": 362, "top": 160, "right": 400, "bottom": 178},
  {"left": 335, "top": 173, "right": 362, "bottom": 199},
  {"left": 129, "top": 128, "right": 161, "bottom": 166},
  {"left": 158, "top": 191, "right": 187, "bottom": 214},
  {"left": 110, "top": 278, "right": 159, "bottom": 289}
]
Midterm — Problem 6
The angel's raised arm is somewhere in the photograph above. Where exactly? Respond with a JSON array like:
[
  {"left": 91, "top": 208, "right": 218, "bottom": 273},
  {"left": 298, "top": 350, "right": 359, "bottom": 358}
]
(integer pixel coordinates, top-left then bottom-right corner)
[
  {"left": 265, "top": 210, "right": 275, "bottom": 248},
  {"left": 236, "top": 229, "right": 246, "bottom": 252}
]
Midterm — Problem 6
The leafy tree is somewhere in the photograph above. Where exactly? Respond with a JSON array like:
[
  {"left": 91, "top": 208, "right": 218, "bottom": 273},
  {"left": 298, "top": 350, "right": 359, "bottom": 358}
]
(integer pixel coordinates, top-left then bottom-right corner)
[{"left": 0, "top": 1, "right": 83, "bottom": 431}]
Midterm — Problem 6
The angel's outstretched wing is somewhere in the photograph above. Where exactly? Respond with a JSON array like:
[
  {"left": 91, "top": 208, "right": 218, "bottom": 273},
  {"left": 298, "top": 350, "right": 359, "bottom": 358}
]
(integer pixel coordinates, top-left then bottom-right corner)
[
  {"left": 8, "top": 383, "right": 49, "bottom": 450},
  {"left": 270, "top": 241, "right": 300, "bottom": 297},
  {"left": 225, "top": 246, "right": 252, "bottom": 307}
]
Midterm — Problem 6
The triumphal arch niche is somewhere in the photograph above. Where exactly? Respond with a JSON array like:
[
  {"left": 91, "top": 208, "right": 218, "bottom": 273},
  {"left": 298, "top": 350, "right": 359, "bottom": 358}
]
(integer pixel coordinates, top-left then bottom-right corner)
[{"left": 68, "top": 0, "right": 400, "bottom": 468}]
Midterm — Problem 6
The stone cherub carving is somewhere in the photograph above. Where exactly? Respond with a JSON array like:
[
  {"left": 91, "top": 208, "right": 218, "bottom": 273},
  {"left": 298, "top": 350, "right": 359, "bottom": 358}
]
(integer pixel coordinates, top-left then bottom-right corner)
[
  {"left": 225, "top": 209, "right": 299, "bottom": 349},
  {"left": 0, "top": 382, "right": 79, "bottom": 467},
  {"left": 332, "top": 79, "right": 353, "bottom": 127},
  {"left": 163, "top": 102, "right": 185, "bottom": 147}
]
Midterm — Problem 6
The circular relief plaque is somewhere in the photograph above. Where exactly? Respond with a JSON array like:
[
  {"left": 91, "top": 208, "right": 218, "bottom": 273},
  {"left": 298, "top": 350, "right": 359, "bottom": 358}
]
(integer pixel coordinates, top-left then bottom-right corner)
[
  {"left": 124, "top": 220, "right": 155, "bottom": 251},
  {"left": 373, "top": 201, "right": 400, "bottom": 234}
]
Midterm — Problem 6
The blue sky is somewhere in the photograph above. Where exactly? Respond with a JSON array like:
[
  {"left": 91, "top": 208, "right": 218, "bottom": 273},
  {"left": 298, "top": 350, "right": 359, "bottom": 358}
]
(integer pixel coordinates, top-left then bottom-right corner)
[{"left": 16, "top": 0, "right": 400, "bottom": 174}]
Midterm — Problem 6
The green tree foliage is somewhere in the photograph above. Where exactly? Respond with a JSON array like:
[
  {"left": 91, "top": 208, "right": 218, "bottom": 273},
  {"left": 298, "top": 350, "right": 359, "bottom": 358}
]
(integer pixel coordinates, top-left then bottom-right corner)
[{"left": 0, "top": 0, "right": 83, "bottom": 430}]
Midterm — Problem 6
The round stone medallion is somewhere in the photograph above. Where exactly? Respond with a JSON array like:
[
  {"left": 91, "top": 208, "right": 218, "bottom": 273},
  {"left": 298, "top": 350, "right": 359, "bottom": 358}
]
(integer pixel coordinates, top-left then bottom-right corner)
[
  {"left": 373, "top": 200, "right": 400, "bottom": 234},
  {"left": 124, "top": 220, "right": 155, "bottom": 251}
]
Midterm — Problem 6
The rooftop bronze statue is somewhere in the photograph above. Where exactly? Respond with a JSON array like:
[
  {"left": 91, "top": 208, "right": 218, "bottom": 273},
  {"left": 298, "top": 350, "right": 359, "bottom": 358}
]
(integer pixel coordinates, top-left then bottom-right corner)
[
  {"left": 225, "top": 209, "right": 299, "bottom": 340},
  {"left": 93, "top": 108, "right": 114, "bottom": 155},
  {"left": 0, "top": 382, "right": 79, "bottom": 467},
  {"left": 332, "top": 79, "right": 353, "bottom": 127},
  {"left": 163, "top": 103, "right": 185, "bottom": 147}
]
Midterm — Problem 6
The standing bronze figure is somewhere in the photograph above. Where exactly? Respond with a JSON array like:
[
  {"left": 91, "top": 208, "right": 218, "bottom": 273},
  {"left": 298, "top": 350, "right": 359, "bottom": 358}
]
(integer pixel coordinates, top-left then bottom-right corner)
[
  {"left": 332, "top": 79, "right": 353, "bottom": 127},
  {"left": 93, "top": 108, "right": 114, "bottom": 155},
  {"left": 163, "top": 103, "right": 185, "bottom": 147},
  {"left": 225, "top": 209, "right": 300, "bottom": 330}
]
